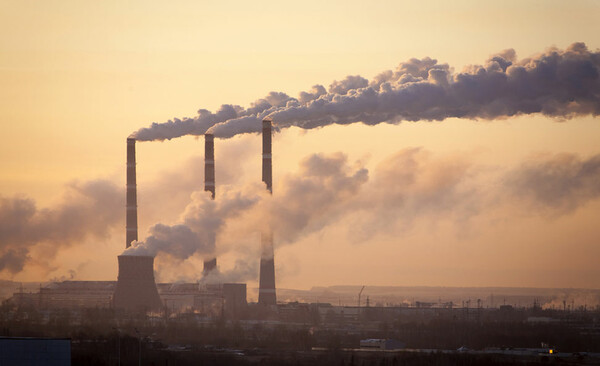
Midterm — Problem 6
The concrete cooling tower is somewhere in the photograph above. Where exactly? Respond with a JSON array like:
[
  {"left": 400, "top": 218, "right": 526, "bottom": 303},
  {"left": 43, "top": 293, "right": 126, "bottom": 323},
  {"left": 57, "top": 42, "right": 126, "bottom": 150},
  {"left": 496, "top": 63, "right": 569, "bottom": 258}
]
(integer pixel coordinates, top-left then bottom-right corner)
[{"left": 113, "top": 255, "right": 162, "bottom": 311}]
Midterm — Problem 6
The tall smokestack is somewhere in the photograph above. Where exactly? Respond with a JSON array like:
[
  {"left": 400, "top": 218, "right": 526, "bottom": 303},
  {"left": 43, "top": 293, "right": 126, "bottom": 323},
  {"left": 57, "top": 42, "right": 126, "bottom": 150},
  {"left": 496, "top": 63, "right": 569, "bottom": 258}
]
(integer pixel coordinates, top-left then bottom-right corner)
[
  {"left": 126, "top": 138, "right": 138, "bottom": 248},
  {"left": 262, "top": 119, "right": 273, "bottom": 193},
  {"left": 113, "top": 255, "right": 162, "bottom": 311},
  {"left": 203, "top": 133, "right": 217, "bottom": 274},
  {"left": 259, "top": 118, "right": 276, "bottom": 306}
]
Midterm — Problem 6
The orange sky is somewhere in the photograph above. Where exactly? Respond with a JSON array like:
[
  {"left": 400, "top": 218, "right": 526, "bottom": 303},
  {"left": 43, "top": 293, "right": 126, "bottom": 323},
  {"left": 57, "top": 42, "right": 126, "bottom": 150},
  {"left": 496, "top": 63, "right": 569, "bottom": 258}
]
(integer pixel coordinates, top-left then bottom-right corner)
[{"left": 1, "top": 0, "right": 599, "bottom": 290}]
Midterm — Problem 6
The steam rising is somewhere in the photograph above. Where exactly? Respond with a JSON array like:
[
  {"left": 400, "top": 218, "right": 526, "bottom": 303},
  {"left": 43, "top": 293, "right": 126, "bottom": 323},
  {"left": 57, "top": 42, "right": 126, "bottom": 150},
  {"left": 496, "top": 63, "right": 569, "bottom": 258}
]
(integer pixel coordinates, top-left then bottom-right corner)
[
  {"left": 132, "top": 43, "right": 599, "bottom": 141},
  {"left": 124, "top": 188, "right": 263, "bottom": 258}
]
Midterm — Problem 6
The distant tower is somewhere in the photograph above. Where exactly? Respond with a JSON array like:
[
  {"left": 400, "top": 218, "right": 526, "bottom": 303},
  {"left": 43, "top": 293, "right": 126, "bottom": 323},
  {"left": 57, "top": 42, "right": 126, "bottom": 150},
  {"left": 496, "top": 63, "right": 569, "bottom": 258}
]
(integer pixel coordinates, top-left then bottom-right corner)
[
  {"left": 126, "top": 138, "right": 138, "bottom": 248},
  {"left": 258, "top": 118, "right": 276, "bottom": 305},
  {"left": 203, "top": 133, "right": 217, "bottom": 274}
]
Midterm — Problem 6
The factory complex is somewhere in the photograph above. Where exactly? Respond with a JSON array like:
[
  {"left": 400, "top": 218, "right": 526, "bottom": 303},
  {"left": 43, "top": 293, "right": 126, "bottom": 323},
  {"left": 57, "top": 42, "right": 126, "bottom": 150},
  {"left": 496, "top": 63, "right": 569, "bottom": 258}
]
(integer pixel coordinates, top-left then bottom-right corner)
[{"left": 7, "top": 119, "right": 278, "bottom": 318}]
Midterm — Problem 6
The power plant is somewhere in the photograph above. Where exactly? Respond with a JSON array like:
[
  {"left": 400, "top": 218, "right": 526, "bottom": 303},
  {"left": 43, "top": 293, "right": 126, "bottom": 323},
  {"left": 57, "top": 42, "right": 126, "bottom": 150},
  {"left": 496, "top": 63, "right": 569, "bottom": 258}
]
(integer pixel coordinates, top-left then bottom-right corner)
[
  {"left": 7, "top": 121, "right": 274, "bottom": 314},
  {"left": 8, "top": 123, "right": 600, "bottom": 364},
  {"left": 115, "top": 120, "right": 276, "bottom": 312}
]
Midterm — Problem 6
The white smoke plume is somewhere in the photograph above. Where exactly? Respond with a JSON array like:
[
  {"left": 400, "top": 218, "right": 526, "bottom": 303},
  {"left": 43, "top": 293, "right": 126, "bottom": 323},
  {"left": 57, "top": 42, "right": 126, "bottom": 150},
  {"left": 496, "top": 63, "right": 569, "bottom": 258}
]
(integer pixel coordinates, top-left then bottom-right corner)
[
  {"left": 124, "top": 186, "right": 265, "bottom": 258},
  {"left": 0, "top": 180, "right": 122, "bottom": 275},
  {"left": 132, "top": 43, "right": 599, "bottom": 141}
]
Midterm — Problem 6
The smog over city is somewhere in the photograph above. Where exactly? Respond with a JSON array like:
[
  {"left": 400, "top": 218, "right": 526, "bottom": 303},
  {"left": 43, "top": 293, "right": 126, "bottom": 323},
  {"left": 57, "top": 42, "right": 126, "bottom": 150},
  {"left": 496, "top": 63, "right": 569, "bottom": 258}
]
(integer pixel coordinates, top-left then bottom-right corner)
[{"left": 1, "top": 1, "right": 600, "bottom": 365}]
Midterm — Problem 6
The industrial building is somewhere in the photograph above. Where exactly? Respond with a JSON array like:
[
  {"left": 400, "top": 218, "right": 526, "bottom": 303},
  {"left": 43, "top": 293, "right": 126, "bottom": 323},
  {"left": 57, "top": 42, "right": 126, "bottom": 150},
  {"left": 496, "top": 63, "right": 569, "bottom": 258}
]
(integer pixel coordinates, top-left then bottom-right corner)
[
  {"left": 11, "top": 281, "right": 247, "bottom": 318},
  {"left": 113, "top": 120, "right": 275, "bottom": 312}
]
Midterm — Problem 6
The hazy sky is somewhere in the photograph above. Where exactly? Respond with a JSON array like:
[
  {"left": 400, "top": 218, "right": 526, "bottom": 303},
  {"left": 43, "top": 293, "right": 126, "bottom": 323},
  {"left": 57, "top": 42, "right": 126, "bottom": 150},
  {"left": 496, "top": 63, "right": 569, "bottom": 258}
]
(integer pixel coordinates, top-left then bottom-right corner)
[{"left": 1, "top": 0, "right": 599, "bottom": 293}]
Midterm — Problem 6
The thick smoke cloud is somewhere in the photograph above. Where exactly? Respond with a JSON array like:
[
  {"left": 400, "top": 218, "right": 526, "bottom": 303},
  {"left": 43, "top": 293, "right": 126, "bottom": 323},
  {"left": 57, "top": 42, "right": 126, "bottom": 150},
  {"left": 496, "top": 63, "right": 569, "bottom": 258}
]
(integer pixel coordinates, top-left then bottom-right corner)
[
  {"left": 132, "top": 105, "right": 240, "bottom": 141},
  {"left": 124, "top": 187, "right": 264, "bottom": 258},
  {"left": 0, "top": 180, "right": 122, "bottom": 275},
  {"left": 328, "top": 75, "right": 369, "bottom": 95},
  {"left": 132, "top": 43, "right": 599, "bottom": 141}
]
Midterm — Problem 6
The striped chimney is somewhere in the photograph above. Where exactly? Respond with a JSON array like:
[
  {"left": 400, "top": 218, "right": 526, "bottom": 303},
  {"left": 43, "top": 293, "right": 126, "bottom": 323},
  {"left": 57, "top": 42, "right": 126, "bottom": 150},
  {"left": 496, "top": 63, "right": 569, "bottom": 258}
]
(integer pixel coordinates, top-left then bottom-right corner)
[
  {"left": 258, "top": 118, "right": 276, "bottom": 305},
  {"left": 203, "top": 133, "right": 217, "bottom": 274},
  {"left": 126, "top": 138, "right": 138, "bottom": 248}
]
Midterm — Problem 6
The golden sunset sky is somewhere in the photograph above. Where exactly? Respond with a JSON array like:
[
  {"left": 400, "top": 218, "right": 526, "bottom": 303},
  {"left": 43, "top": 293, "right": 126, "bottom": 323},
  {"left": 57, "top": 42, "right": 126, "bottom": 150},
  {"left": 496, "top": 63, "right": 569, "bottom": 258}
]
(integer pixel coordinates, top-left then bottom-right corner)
[{"left": 1, "top": 0, "right": 599, "bottom": 293}]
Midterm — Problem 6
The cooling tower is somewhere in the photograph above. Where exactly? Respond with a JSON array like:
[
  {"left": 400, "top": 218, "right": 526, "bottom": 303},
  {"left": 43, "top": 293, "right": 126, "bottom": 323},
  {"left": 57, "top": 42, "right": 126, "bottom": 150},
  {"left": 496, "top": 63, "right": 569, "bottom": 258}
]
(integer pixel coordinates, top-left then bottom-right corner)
[
  {"left": 203, "top": 133, "right": 217, "bottom": 274},
  {"left": 113, "top": 255, "right": 162, "bottom": 311},
  {"left": 126, "top": 138, "right": 138, "bottom": 248},
  {"left": 259, "top": 118, "right": 276, "bottom": 306}
]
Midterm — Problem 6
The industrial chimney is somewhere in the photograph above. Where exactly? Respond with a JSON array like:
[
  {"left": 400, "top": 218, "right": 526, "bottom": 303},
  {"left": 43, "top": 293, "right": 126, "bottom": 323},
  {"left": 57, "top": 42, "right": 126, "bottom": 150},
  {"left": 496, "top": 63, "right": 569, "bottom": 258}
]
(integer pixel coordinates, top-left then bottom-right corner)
[
  {"left": 126, "top": 138, "right": 138, "bottom": 248},
  {"left": 203, "top": 133, "right": 217, "bottom": 274},
  {"left": 258, "top": 118, "right": 276, "bottom": 306},
  {"left": 113, "top": 255, "right": 162, "bottom": 311}
]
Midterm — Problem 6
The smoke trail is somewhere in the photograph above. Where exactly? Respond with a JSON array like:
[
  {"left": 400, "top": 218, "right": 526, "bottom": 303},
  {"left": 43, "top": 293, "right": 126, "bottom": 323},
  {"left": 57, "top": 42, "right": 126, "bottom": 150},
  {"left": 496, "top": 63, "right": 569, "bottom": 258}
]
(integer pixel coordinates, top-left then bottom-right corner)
[
  {"left": 0, "top": 180, "right": 122, "bottom": 275},
  {"left": 130, "top": 92, "right": 297, "bottom": 141},
  {"left": 132, "top": 43, "right": 599, "bottom": 141}
]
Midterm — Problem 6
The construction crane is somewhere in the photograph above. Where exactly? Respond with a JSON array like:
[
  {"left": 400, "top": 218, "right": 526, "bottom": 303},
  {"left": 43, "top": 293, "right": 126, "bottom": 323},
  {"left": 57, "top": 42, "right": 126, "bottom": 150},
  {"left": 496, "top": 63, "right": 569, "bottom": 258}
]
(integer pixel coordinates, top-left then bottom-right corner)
[{"left": 358, "top": 286, "right": 365, "bottom": 307}]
